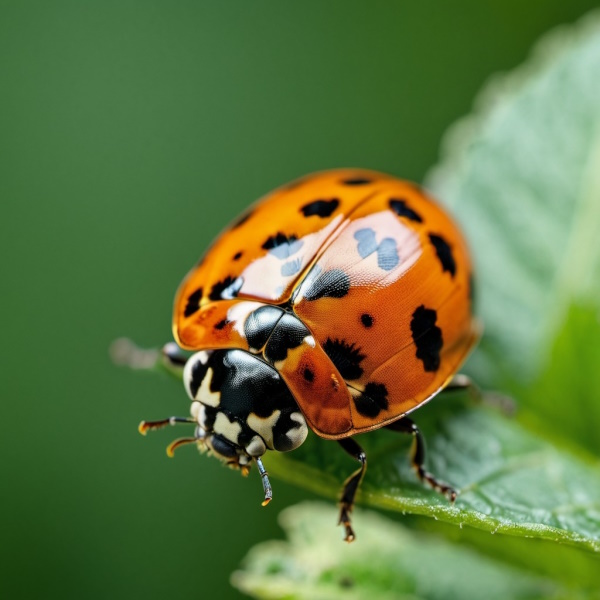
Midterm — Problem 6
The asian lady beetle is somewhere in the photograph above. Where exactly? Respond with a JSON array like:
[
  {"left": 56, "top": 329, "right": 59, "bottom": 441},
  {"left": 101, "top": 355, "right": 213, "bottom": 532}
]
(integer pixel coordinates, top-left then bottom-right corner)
[{"left": 140, "top": 169, "right": 479, "bottom": 541}]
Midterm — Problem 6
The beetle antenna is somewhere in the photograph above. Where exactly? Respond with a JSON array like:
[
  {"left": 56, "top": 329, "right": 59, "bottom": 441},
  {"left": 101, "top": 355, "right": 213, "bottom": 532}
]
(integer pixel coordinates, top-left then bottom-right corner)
[{"left": 255, "top": 457, "right": 273, "bottom": 506}]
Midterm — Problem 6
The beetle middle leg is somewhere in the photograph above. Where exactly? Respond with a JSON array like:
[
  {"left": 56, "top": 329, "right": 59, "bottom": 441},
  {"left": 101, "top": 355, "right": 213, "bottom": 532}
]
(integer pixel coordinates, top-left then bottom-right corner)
[
  {"left": 445, "top": 374, "right": 515, "bottom": 415},
  {"left": 337, "top": 437, "right": 367, "bottom": 543},
  {"left": 386, "top": 417, "right": 457, "bottom": 501},
  {"left": 161, "top": 342, "right": 188, "bottom": 369}
]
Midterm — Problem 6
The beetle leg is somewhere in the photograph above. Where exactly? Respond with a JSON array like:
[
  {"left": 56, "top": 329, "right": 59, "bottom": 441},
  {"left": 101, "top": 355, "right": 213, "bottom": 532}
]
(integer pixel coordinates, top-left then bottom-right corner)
[
  {"left": 445, "top": 373, "right": 478, "bottom": 393},
  {"left": 138, "top": 416, "right": 196, "bottom": 435},
  {"left": 162, "top": 342, "right": 188, "bottom": 369},
  {"left": 255, "top": 456, "right": 273, "bottom": 506},
  {"left": 444, "top": 374, "right": 515, "bottom": 415},
  {"left": 386, "top": 417, "right": 457, "bottom": 501},
  {"left": 337, "top": 437, "right": 367, "bottom": 543}
]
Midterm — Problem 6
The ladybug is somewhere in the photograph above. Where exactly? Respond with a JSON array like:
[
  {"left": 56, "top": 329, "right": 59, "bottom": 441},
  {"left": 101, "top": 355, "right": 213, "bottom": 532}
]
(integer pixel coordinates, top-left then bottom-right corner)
[{"left": 140, "top": 169, "right": 479, "bottom": 541}]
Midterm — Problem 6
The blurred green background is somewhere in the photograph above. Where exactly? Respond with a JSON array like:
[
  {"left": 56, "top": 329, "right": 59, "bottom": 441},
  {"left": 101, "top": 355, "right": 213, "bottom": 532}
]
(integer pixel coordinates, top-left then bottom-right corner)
[{"left": 2, "top": 2, "right": 599, "bottom": 598}]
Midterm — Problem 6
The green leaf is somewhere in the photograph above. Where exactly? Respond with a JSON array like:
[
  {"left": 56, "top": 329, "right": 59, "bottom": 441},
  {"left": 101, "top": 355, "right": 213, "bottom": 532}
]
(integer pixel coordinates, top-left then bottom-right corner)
[
  {"left": 425, "top": 11, "right": 600, "bottom": 406},
  {"left": 232, "top": 502, "right": 570, "bottom": 600},
  {"left": 411, "top": 514, "right": 600, "bottom": 592},
  {"left": 266, "top": 392, "right": 600, "bottom": 556},
  {"left": 519, "top": 304, "right": 600, "bottom": 455}
]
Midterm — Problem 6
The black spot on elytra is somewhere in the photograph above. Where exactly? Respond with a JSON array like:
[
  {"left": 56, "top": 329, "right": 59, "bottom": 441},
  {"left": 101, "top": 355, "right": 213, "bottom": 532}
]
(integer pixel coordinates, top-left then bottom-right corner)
[
  {"left": 184, "top": 287, "right": 203, "bottom": 317},
  {"left": 264, "top": 313, "right": 310, "bottom": 363},
  {"left": 410, "top": 305, "right": 443, "bottom": 372},
  {"left": 262, "top": 233, "right": 303, "bottom": 260},
  {"left": 343, "top": 177, "right": 371, "bottom": 185},
  {"left": 301, "top": 265, "right": 351, "bottom": 301},
  {"left": 429, "top": 233, "right": 456, "bottom": 277},
  {"left": 214, "top": 319, "right": 229, "bottom": 330},
  {"left": 231, "top": 210, "right": 253, "bottom": 229},
  {"left": 361, "top": 313, "right": 374, "bottom": 328},
  {"left": 389, "top": 199, "right": 423, "bottom": 223},
  {"left": 209, "top": 276, "right": 243, "bottom": 301},
  {"left": 354, "top": 228, "right": 399, "bottom": 271},
  {"left": 354, "top": 382, "right": 389, "bottom": 418},
  {"left": 233, "top": 251, "right": 243, "bottom": 261},
  {"left": 300, "top": 198, "right": 339, "bottom": 218},
  {"left": 244, "top": 305, "right": 284, "bottom": 351},
  {"left": 323, "top": 338, "right": 365, "bottom": 380},
  {"left": 303, "top": 367, "right": 314, "bottom": 382}
]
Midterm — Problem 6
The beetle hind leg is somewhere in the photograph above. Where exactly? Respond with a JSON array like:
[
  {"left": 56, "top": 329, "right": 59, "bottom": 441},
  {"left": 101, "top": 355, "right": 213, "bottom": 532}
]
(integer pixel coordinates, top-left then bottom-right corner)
[
  {"left": 445, "top": 374, "right": 516, "bottom": 415},
  {"left": 386, "top": 417, "right": 457, "bottom": 501},
  {"left": 337, "top": 437, "right": 367, "bottom": 543}
]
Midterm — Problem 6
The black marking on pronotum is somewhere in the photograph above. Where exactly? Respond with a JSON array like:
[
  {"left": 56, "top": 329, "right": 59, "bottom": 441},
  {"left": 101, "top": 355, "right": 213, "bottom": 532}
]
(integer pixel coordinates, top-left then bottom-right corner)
[
  {"left": 244, "top": 305, "right": 284, "bottom": 351},
  {"left": 184, "top": 287, "right": 203, "bottom": 317},
  {"left": 354, "top": 382, "right": 389, "bottom": 418},
  {"left": 429, "top": 233, "right": 456, "bottom": 277},
  {"left": 209, "top": 276, "right": 243, "bottom": 301},
  {"left": 323, "top": 338, "right": 365, "bottom": 380},
  {"left": 361, "top": 313, "right": 374, "bottom": 328},
  {"left": 303, "top": 367, "right": 314, "bottom": 382},
  {"left": 189, "top": 356, "right": 210, "bottom": 399},
  {"left": 196, "top": 349, "right": 304, "bottom": 452},
  {"left": 342, "top": 177, "right": 372, "bottom": 185},
  {"left": 231, "top": 210, "right": 253, "bottom": 229},
  {"left": 354, "top": 228, "right": 399, "bottom": 271},
  {"left": 281, "top": 258, "right": 302, "bottom": 277},
  {"left": 301, "top": 265, "right": 351, "bottom": 301},
  {"left": 233, "top": 251, "right": 243, "bottom": 261},
  {"left": 214, "top": 318, "right": 229, "bottom": 330},
  {"left": 201, "top": 404, "right": 218, "bottom": 432},
  {"left": 264, "top": 313, "right": 310, "bottom": 363},
  {"left": 262, "top": 233, "right": 303, "bottom": 260},
  {"left": 410, "top": 305, "right": 443, "bottom": 372},
  {"left": 389, "top": 199, "right": 423, "bottom": 223},
  {"left": 300, "top": 198, "right": 339, "bottom": 218}
]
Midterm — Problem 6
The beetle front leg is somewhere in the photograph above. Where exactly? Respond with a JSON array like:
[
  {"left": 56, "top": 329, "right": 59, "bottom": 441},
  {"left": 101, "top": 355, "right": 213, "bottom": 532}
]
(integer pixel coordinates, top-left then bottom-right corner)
[
  {"left": 337, "top": 437, "right": 367, "bottom": 543},
  {"left": 138, "top": 415, "right": 196, "bottom": 435},
  {"left": 386, "top": 417, "right": 457, "bottom": 501}
]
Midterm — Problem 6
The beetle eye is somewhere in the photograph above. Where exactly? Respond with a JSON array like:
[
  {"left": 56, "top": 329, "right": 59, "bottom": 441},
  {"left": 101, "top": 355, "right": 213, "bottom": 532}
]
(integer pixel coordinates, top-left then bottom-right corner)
[{"left": 209, "top": 434, "right": 238, "bottom": 459}]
